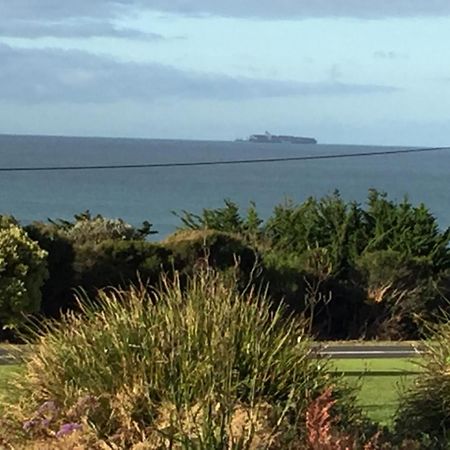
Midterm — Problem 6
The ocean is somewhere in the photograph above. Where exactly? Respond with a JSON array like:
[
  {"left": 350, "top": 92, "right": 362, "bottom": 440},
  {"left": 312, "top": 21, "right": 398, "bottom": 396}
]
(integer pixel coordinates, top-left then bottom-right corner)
[{"left": 0, "top": 134, "right": 449, "bottom": 238}]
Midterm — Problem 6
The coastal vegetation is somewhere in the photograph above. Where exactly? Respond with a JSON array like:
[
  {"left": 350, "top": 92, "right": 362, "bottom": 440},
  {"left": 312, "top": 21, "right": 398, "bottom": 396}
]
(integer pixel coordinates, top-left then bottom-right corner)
[
  {"left": 0, "top": 218, "right": 48, "bottom": 329},
  {"left": 0, "top": 190, "right": 449, "bottom": 447},
  {"left": 1, "top": 270, "right": 365, "bottom": 448},
  {"left": 1, "top": 189, "right": 448, "bottom": 341},
  {"left": 395, "top": 314, "right": 450, "bottom": 444},
  {"left": 2, "top": 270, "right": 439, "bottom": 449}
]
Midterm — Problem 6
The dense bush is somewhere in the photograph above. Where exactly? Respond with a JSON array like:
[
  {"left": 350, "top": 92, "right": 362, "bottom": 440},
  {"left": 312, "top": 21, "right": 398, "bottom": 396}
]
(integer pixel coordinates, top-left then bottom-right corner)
[
  {"left": 1, "top": 190, "right": 447, "bottom": 340},
  {"left": 25, "top": 222, "right": 76, "bottom": 318},
  {"left": 45, "top": 210, "right": 156, "bottom": 244},
  {"left": 24, "top": 214, "right": 161, "bottom": 319},
  {"left": 0, "top": 221, "right": 48, "bottom": 330},
  {"left": 394, "top": 317, "right": 450, "bottom": 449},
  {"left": 23, "top": 218, "right": 257, "bottom": 324},
  {"left": 364, "top": 190, "right": 449, "bottom": 271},
  {"left": 261, "top": 248, "right": 369, "bottom": 339},
  {"left": 265, "top": 193, "right": 368, "bottom": 275},
  {"left": 164, "top": 229, "right": 259, "bottom": 279},
  {"left": 73, "top": 239, "right": 172, "bottom": 292},
  {"left": 178, "top": 191, "right": 450, "bottom": 339},
  {"left": 2, "top": 270, "right": 362, "bottom": 448},
  {"left": 175, "top": 199, "right": 263, "bottom": 242}
]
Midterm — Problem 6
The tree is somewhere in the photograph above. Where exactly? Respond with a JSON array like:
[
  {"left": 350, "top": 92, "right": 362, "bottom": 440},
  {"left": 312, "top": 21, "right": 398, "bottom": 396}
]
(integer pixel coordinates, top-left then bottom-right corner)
[{"left": 0, "top": 223, "right": 48, "bottom": 328}]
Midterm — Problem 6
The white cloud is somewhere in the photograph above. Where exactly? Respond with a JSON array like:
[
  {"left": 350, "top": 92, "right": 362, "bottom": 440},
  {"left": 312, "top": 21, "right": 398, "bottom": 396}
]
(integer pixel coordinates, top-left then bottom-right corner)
[
  {"left": 0, "top": 44, "right": 398, "bottom": 104},
  {"left": 0, "top": 20, "right": 162, "bottom": 40},
  {"left": 136, "top": 0, "right": 450, "bottom": 19},
  {"left": 2, "top": 0, "right": 450, "bottom": 22}
]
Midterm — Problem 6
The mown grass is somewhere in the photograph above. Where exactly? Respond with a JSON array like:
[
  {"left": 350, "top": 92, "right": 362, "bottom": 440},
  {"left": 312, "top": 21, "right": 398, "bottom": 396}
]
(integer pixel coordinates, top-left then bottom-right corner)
[
  {"left": 0, "top": 365, "right": 19, "bottom": 385},
  {"left": 333, "top": 357, "right": 420, "bottom": 373},
  {"left": 0, "top": 365, "right": 21, "bottom": 406},
  {"left": 332, "top": 358, "right": 421, "bottom": 427},
  {"left": 0, "top": 344, "right": 26, "bottom": 408}
]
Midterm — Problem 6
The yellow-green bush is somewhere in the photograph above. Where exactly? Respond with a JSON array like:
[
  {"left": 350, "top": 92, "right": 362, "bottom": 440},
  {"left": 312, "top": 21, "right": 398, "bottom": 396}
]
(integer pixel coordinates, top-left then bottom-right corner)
[{"left": 0, "top": 223, "right": 48, "bottom": 329}]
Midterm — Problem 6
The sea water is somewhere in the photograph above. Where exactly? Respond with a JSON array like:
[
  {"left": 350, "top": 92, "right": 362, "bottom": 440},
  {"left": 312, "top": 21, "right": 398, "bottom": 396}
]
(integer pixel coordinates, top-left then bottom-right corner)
[{"left": 0, "top": 134, "right": 449, "bottom": 238}]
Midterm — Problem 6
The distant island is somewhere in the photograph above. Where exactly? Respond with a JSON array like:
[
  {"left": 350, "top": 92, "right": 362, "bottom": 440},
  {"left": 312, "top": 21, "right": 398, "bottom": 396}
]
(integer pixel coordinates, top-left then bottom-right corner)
[{"left": 237, "top": 131, "right": 317, "bottom": 144}]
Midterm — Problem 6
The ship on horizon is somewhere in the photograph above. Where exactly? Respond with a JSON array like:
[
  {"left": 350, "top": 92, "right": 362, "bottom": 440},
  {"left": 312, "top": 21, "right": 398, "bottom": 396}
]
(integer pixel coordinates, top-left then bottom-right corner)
[{"left": 240, "top": 131, "right": 317, "bottom": 144}]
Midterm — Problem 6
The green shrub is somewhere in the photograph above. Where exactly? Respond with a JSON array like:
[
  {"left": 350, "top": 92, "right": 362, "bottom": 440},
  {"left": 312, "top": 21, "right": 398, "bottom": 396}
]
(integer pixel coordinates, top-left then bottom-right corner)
[
  {"left": 24, "top": 215, "right": 161, "bottom": 319},
  {"left": 395, "top": 317, "right": 450, "bottom": 448},
  {"left": 4, "top": 270, "right": 360, "bottom": 448},
  {"left": 46, "top": 211, "right": 156, "bottom": 244},
  {"left": 73, "top": 239, "right": 172, "bottom": 291},
  {"left": 365, "top": 190, "right": 450, "bottom": 271},
  {"left": 25, "top": 222, "right": 76, "bottom": 318},
  {"left": 164, "top": 229, "right": 259, "bottom": 282},
  {"left": 176, "top": 191, "right": 449, "bottom": 339},
  {"left": 265, "top": 192, "right": 369, "bottom": 275},
  {"left": 175, "top": 199, "right": 263, "bottom": 241},
  {"left": 0, "top": 223, "right": 48, "bottom": 329}
]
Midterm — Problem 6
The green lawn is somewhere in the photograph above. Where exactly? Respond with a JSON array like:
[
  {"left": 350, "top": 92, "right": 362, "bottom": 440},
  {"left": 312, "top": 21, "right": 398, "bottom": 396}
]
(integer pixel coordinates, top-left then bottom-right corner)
[
  {"left": 0, "top": 347, "right": 421, "bottom": 428},
  {"left": 331, "top": 358, "right": 421, "bottom": 426},
  {"left": 0, "top": 365, "right": 21, "bottom": 406}
]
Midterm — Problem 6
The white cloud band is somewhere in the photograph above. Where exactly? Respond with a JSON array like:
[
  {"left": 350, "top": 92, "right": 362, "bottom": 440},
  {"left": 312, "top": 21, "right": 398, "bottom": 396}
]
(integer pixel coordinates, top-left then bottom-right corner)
[{"left": 0, "top": 44, "right": 398, "bottom": 104}]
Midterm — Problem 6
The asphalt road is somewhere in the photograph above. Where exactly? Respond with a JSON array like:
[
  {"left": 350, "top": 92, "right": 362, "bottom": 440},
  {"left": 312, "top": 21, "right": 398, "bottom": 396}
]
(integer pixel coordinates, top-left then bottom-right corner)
[
  {"left": 313, "top": 343, "right": 424, "bottom": 359},
  {"left": 0, "top": 343, "right": 424, "bottom": 365}
]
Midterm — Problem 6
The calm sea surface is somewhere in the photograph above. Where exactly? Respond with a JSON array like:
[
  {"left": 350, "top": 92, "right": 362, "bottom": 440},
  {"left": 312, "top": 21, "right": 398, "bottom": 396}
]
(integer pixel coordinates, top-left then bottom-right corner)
[{"left": 0, "top": 134, "right": 449, "bottom": 238}]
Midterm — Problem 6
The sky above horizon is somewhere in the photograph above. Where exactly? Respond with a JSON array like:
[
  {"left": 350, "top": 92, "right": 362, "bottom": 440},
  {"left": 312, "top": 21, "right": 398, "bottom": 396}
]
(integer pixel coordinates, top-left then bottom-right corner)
[{"left": 1, "top": 1, "right": 449, "bottom": 146}]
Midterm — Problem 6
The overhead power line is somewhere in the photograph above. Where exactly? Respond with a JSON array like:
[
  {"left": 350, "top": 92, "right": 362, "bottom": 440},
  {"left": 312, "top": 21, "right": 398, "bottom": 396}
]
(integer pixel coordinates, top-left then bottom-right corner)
[{"left": 0, "top": 146, "right": 449, "bottom": 172}]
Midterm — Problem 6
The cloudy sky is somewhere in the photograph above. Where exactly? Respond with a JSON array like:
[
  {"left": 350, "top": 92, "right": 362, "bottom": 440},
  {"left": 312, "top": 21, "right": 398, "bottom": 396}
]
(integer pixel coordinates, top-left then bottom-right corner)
[{"left": 0, "top": 0, "right": 449, "bottom": 145}]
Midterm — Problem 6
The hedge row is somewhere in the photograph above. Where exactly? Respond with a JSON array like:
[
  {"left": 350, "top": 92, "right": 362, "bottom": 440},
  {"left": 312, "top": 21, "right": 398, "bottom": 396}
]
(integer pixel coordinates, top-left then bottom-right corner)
[
  {"left": 177, "top": 190, "right": 450, "bottom": 339},
  {"left": 1, "top": 190, "right": 449, "bottom": 340}
]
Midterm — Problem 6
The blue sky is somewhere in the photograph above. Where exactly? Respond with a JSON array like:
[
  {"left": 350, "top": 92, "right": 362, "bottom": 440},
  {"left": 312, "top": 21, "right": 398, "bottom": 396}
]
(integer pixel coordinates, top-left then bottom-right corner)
[{"left": 0, "top": 1, "right": 449, "bottom": 145}]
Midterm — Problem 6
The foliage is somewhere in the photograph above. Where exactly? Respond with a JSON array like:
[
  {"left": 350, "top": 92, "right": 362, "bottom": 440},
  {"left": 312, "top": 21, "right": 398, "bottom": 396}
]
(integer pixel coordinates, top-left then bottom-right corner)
[
  {"left": 394, "top": 316, "right": 450, "bottom": 448},
  {"left": 304, "top": 386, "right": 430, "bottom": 449},
  {"left": 46, "top": 210, "right": 157, "bottom": 244},
  {"left": 24, "top": 214, "right": 160, "bottom": 320},
  {"left": 1, "top": 190, "right": 448, "bottom": 340},
  {"left": 175, "top": 199, "right": 263, "bottom": 241},
  {"left": 266, "top": 192, "right": 369, "bottom": 275},
  {"left": 165, "top": 229, "right": 259, "bottom": 280},
  {"left": 177, "top": 191, "right": 449, "bottom": 339},
  {"left": 73, "top": 239, "right": 172, "bottom": 292},
  {"left": 365, "top": 190, "right": 449, "bottom": 271},
  {"left": 3, "top": 270, "right": 360, "bottom": 448},
  {"left": 265, "top": 190, "right": 449, "bottom": 272},
  {"left": 25, "top": 222, "right": 76, "bottom": 318},
  {"left": 353, "top": 251, "right": 434, "bottom": 338},
  {"left": 0, "top": 222, "right": 48, "bottom": 329}
]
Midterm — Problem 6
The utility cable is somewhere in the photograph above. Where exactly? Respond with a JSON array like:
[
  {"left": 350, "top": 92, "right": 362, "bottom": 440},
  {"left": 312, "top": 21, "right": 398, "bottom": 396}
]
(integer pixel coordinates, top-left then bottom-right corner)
[{"left": 0, "top": 145, "right": 449, "bottom": 172}]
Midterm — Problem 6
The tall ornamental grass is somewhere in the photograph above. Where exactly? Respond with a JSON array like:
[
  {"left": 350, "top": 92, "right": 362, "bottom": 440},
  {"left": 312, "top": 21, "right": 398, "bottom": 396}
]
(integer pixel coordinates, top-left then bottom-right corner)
[
  {"left": 3, "top": 269, "right": 358, "bottom": 448},
  {"left": 395, "top": 317, "right": 450, "bottom": 449}
]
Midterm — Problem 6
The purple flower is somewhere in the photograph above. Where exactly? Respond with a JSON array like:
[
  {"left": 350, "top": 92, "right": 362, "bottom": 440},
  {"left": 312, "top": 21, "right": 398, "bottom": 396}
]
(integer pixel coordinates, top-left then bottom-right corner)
[
  {"left": 23, "top": 416, "right": 53, "bottom": 433},
  {"left": 40, "top": 418, "right": 51, "bottom": 428},
  {"left": 56, "top": 422, "right": 82, "bottom": 438},
  {"left": 23, "top": 419, "right": 37, "bottom": 432},
  {"left": 38, "top": 400, "right": 57, "bottom": 415}
]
